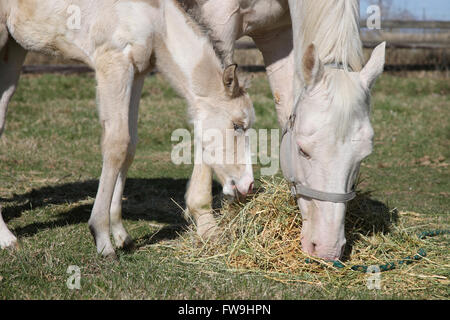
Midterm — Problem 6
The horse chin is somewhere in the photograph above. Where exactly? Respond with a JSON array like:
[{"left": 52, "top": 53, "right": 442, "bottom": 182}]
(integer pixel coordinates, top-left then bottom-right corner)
[
  {"left": 222, "top": 181, "right": 252, "bottom": 203},
  {"left": 222, "top": 183, "right": 235, "bottom": 199},
  {"left": 222, "top": 179, "right": 241, "bottom": 201},
  {"left": 298, "top": 198, "right": 346, "bottom": 261}
]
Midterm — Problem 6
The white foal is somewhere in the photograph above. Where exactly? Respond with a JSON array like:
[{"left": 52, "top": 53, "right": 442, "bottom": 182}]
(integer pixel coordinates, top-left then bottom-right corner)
[{"left": 0, "top": 0, "right": 254, "bottom": 257}]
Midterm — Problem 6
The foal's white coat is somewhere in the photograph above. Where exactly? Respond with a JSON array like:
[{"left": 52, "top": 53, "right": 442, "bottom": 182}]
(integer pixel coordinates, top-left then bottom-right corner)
[
  {"left": 0, "top": 0, "right": 254, "bottom": 257},
  {"left": 185, "top": 0, "right": 386, "bottom": 260},
  {"left": 181, "top": 0, "right": 293, "bottom": 126}
]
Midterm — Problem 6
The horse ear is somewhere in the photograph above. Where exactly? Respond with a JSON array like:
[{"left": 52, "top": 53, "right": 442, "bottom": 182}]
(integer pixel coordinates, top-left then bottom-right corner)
[
  {"left": 223, "top": 64, "right": 240, "bottom": 97},
  {"left": 360, "top": 42, "right": 386, "bottom": 89},
  {"left": 302, "top": 43, "right": 323, "bottom": 87}
]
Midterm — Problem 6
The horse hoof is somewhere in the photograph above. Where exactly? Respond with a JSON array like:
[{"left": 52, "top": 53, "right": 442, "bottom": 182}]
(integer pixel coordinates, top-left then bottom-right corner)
[
  {"left": 120, "top": 236, "right": 135, "bottom": 251},
  {"left": 5, "top": 240, "right": 20, "bottom": 251},
  {"left": 11, "top": 241, "right": 20, "bottom": 251},
  {"left": 104, "top": 251, "right": 119, "bottom": 261},
  {"left": 0, "top": 236, "right": 19, "bottom": 251},
  {"left": 196, "top": 214, "right": 219, "bottom": 240}
]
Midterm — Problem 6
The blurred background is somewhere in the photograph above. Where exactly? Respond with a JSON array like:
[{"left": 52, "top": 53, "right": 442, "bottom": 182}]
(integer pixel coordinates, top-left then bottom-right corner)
[{"left": 23, "top": 0, "right": 449, "bottom": 77}]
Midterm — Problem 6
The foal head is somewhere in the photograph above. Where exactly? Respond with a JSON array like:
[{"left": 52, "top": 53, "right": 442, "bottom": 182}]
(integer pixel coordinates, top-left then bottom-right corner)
[
  {"left": 193, "top": 64, "right": 255, "bottom": 198},
  {"left": 281, "top": 42, "right": 386, "bottom": 260}
]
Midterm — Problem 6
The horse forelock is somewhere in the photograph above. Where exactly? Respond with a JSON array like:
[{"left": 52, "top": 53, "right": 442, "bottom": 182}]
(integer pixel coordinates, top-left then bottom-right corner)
[{"left": 324, "top": 69, "right": 369, "bottom": 140}]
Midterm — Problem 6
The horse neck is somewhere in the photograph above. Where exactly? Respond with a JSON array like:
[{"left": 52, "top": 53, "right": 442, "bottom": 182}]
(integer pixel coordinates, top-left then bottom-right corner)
[{"left": 155, "top": 0, "right": 224, "bottom": 106}]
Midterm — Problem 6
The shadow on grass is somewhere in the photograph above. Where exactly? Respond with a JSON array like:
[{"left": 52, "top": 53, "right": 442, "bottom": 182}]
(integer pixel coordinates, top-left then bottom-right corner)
[
  {"left": 342, "top": 191, "right": 399, "bottom": 261},
  {"left": 0, "top": 178, "right": 222, "bottom": 245},
  {"left": 1, "top": 180, "right": 396, "bottom": 257}
]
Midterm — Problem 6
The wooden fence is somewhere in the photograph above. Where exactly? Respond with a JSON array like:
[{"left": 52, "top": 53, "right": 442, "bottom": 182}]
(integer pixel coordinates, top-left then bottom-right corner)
[
  {"left": 22, "top": 20, "right": 449, "bottom": 74},
  {"left": 236, "top": 20, "right": 450, "bottom": 50}
]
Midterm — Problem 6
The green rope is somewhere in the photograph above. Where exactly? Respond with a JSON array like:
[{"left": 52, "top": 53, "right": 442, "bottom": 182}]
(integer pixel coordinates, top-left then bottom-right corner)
[{"left": 304, "top": 229, "right": 449, "bottom": 272}]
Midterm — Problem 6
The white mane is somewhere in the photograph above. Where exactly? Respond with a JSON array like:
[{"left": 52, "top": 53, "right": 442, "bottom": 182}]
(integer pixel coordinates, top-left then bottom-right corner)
[
  {"left": 300, "top": 0, "right": 364, "bottom": 71},
  {"left": 301, "top": 0, "right": 368, "bottom": 140}
]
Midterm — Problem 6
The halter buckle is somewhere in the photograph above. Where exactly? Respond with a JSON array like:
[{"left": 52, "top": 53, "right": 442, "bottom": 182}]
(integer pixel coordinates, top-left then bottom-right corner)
[{"left": 289, "top": 181, "right": 297, "bottom": 197}]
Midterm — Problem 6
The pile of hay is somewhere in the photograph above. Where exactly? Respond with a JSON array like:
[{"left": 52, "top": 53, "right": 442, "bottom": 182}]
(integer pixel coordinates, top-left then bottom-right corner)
[{"left": 176, "top": 177, "right": 448, "bottom": 295}]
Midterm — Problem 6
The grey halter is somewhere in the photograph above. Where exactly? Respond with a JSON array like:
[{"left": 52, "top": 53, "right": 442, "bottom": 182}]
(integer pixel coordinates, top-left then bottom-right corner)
[{"left": 281, "top": 63, "right": 356, "bottom": 203}]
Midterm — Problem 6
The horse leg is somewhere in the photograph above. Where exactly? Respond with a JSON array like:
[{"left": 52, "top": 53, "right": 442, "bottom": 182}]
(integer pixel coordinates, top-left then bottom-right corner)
[
  {"left": 88, "top": 54, "right": 134, "bottom": 259},
  {"left": 109, "top": 73, "right": 145, "bottom": 249},
  {"left": 0, "top": 37, "right": 27, "bottom": 135},
  {"left": 0, "top": 207, "right": 18, "bottom": 249},
  {"left": 252, "top": 26, "right": 294, "bottom": 128},
  {"left": 0, "top": 37, "right": 27, "bottom": 249},
  {"left": 185, "top": 164, "right": 217, "bottom": 239}
]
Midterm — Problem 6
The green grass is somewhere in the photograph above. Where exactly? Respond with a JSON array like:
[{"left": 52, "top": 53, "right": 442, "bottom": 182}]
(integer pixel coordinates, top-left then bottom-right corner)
[{"left": 0, "top": 72, "right": 448, "bottom": 299}]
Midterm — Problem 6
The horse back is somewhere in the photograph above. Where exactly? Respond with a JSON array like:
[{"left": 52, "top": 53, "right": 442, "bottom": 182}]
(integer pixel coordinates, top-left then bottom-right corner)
[{"left": 5, "top": 0, "right": 161, "bottom": 69}]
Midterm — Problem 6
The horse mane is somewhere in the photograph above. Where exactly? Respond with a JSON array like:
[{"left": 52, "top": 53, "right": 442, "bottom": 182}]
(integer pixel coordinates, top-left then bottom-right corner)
[
  {"left": 298, "top": 0, "right": 368, "bottom": 140},
  {"left": 176, "top": 0, "right": 227, "bottom": 67},
  {"left": 300, "top": 0, "right": 364, "bottom": 71}
]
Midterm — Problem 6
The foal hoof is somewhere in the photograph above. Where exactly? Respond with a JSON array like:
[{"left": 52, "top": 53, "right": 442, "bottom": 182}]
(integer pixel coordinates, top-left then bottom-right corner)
[
  {"left": 0, "top": 235, "right": 19, "bottom": 251},
  {"left": 104, "top": 251, "right": 119, "bottom": 261},
  {"left": 196, "top": 214, "right": 219, "bottom": 241},
  {"left": 119, "top": 235, "right": 135, "bottom": 251}
]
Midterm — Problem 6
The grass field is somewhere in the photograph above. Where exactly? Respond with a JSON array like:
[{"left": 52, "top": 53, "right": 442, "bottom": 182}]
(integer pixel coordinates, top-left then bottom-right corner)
[{"left": 0, "top": 71, "right": 448, "bottom": 299}]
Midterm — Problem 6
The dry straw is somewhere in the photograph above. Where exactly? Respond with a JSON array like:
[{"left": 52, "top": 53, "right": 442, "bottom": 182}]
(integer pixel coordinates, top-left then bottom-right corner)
[{"left": 175, "top": 177, "right": 449, "bottom": 296}]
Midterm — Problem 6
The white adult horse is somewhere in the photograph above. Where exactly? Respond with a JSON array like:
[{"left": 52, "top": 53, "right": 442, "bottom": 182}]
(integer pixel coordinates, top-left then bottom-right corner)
[
  {"left": 0, "top": 0, "right": 255, "bottom": 258},
  {"left": 183, "top": 0, "right": 386, "bottom": 260}
]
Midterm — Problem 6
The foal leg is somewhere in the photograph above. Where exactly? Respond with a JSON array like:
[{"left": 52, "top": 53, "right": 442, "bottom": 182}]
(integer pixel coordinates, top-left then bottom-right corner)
[
  {"left": 88, "top": 54, "right": 135, "bottom": 259},
  {"left": 185, "top": 164, "right": 217, "bottom": 239},
  {"left": 109, "top": 74, "right": 145, "bottom": 249},
  {"left": 0, "top": 207, "right": 18, "bottom": 249},
  {"left": 0, "top": 37, "right": 27, "bottom": 249},
  {"left": 252, "top": 26, "right": 294, "bottom": 128},
  {"left": 0, "top": 37, "right": 27, "bottom": 135}
]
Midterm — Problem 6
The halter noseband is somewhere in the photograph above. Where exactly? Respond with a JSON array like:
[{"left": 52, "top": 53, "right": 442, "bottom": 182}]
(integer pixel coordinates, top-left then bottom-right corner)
[{"left": 281, "top": 63, "right": 356, "bottom": 203}]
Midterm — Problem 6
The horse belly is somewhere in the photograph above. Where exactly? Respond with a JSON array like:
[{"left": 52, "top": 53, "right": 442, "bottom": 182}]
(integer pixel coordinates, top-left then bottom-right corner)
[
  {"left": 6, "top": 0, "right": 95, "bottom": 64},
  {"left": 241, "top": 0, "right": 291, "bottom": 35},
  {"left": 6, "top": 0, "right": 159, "bottom": 69},
  {"left": 111, "top": 1, "right": 161, "bottom": 72}
]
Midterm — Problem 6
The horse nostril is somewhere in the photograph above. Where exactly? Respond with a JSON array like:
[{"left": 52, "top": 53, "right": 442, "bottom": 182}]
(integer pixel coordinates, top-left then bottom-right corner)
[{"left": 248, "top": 182, "right": 254, "bottom": 194}]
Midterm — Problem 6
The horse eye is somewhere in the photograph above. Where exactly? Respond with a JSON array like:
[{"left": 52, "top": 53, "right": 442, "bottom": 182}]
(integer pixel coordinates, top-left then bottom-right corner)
[{"left": 298, "top": 146, "right": 310, "bottom": 159}]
